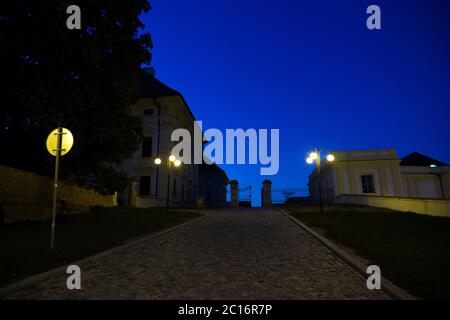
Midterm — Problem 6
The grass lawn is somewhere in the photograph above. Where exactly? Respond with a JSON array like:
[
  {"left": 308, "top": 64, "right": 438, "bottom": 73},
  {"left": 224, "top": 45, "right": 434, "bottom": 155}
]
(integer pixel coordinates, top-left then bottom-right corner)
[
  {"left": 0, "top": 207, "right": 202, "bottom": 288},
  {"left": 282, "top": 204, "right": 450, "bottom": 300}
]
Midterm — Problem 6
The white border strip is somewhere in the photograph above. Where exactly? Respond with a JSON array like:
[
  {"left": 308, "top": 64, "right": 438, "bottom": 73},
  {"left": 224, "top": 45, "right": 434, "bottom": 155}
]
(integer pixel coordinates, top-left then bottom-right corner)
[
  {"left": 0, "top": 213, "right": 209, "bottom": 298},
  {"left": 277, "top": 207, "right": 417, "bottom": 300}
]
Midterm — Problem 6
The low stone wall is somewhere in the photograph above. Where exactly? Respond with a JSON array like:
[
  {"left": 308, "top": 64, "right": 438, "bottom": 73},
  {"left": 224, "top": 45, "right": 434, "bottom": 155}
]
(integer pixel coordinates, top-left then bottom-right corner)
[
  {"left": 0, "top": 165, "right": 117, "bottom": 223},
  {"left": 333, "top": 194, "right": 450, "bottom": 217}
]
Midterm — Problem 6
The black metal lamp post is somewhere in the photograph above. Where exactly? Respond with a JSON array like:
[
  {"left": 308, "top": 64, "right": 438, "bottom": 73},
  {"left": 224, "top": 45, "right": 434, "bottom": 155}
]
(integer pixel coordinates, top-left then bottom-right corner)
[
  {"left": 306, "top": 148, "right": 335, "bottom": 214},
  {"left": 154, "top": 155, "right": 181, "bottom": 212}
]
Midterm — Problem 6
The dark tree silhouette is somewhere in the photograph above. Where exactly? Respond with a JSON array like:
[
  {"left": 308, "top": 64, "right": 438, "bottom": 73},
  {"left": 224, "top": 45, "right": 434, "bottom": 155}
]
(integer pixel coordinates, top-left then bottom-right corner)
[{"left": 0, "top": 1, "right": 153, "bottom": 193}]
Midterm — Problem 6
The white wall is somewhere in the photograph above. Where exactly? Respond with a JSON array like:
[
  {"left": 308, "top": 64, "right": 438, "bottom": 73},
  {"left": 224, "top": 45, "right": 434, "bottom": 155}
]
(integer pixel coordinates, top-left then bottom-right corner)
[{"left": 334, "top": 194, "right": 450, "bottom": 217}]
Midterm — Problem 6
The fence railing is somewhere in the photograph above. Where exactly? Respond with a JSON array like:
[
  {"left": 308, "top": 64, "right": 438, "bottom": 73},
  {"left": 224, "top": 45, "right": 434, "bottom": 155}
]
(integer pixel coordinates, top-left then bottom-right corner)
[{"left": 271, "top": 187, "right": 334, "bottom": 204}]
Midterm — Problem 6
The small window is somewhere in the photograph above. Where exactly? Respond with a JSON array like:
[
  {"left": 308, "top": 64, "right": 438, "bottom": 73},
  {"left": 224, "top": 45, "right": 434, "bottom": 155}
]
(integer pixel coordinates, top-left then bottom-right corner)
[
  {"left": 143, "top": 109, "right": 154, "bottom": 116},
  {"left": 142, "top": 137, "right": 152, "bottom": 158},
  {"left": 139, "top": 176, "right": 151, "bottom": 196},
  {"left": 361, "top": 175, "right": 375, "bottom": 193}
]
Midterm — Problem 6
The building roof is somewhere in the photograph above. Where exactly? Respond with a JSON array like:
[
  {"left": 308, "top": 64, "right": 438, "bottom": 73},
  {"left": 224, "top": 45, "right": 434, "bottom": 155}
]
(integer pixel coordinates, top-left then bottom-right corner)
[
  {"left": 138, "top": 69, "right": 196, "bottom": 120},
  {"left": 199, "top": 163, "right": 229, "bottom": 184},
  {"left": 139, "top": 70, "right": 181, "bottom": 98},
  {"left": 400, "top": 152, "right": 448, "bottom": 167}
]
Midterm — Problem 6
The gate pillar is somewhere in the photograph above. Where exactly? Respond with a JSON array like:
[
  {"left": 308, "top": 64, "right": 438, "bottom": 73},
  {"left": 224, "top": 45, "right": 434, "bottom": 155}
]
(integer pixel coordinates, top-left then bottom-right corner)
[
  {"left": 230, "top": 180, "right": 239, "bottom": 207},
  {"left": 262, "top": 180, "right": 272, "bottom": 207}
]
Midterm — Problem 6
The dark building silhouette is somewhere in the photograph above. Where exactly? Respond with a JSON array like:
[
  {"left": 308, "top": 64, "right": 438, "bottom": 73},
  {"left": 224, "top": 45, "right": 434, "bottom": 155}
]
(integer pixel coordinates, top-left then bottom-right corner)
[{"left": 198, "top": 163, "right": 229, "bottom": 207}]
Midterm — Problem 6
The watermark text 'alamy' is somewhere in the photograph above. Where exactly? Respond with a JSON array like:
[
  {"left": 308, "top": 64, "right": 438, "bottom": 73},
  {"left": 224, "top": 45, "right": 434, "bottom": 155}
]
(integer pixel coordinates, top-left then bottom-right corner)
[{"left": 171, "top": 121, "right": 279, "bottom": 176}]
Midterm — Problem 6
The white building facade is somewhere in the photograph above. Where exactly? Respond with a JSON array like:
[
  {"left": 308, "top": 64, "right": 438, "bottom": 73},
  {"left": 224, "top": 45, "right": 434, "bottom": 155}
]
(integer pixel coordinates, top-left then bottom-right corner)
[
  {"left": 119, "top": 70, "right": 199, "bottom": 208},
  {"left": 308, "top": 149, "right": 450, "bottom": 216}
]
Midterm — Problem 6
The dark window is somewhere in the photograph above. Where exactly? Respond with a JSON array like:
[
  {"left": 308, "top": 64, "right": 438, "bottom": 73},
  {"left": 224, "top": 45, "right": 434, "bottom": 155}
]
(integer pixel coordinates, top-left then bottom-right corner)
[
  {"left": 142, "top": 137, "right": 152, "bottom": 158},
  {"left": 143, "top": 109, "right": 154, "bottom": 115},
  {"left": 361, "top": 175, "right": 375, "bottom": 193},
  {"left": 139, "top": 176, "right": 151, "bottom": 196}
]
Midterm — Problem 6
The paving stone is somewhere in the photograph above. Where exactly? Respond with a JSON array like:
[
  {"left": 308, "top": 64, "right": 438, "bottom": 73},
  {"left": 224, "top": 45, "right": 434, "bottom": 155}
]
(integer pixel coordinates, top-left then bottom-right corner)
[{"left": 7, "top": 208, "right": 390, "bottom": 300}]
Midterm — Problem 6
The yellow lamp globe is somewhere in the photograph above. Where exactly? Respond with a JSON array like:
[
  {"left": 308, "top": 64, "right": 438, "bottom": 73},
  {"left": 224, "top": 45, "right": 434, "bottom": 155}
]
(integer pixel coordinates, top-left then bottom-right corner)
[
  {"left": 154, "top": 158, "right": 162, "bottom": 165},
  {"left": 169, "top": 155, "right": 176, "bottom": 162},
  {"left": 46, "top": 128, "right": 74, "bottom": 156},
  {"left": 306, "top": 157, "right": 314, "bottom": 164},
  {"left": 326, "top": 154, "right": 335, "bottom": 162},
  {"left": 309, "top": 152, "right": 318, "bottom": 160},
  {"left": 174, "top": 159, "right": 182, "bottom": 167}
]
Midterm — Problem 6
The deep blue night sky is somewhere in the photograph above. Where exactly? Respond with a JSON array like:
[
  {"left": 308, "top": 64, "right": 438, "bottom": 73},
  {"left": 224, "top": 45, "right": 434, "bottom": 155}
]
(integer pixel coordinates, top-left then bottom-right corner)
[{"left": 141, "top": 0, "right": 450, "bottom": 205}]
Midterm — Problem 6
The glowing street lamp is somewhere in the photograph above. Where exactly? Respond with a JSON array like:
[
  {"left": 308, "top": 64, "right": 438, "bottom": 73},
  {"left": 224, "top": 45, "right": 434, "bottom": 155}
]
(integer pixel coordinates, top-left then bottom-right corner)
[
  {"left": 306, "top": 148, "right": 335, "bottom": 214},
  {"left": 154, "top": 155, "right": 182, "bottom": 211},
  {"left": 309, "top": 152, "right": 318, "bottom": 160}
]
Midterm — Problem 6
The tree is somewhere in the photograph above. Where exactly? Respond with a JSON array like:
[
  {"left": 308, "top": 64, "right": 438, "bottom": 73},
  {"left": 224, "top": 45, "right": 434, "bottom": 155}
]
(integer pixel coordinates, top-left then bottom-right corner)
[{"left": 0, "top": 0, "right": 153, "bottom": 193}]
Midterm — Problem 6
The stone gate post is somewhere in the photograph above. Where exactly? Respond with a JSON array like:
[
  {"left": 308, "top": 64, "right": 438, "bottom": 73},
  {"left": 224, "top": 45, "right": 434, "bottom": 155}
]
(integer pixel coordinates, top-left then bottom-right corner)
[
  {"left": 262, "top": 180, "right": 272, "bottom": 207},
  {"left": 230, "top": 180, "right": 239, "bottom": 207}
]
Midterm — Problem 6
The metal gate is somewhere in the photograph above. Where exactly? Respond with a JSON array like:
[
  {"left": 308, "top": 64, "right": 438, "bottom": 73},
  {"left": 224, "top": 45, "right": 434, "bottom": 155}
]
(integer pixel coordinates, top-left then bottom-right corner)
[{"left": 238, "top": 185, "right": 252, "bottom": 207}]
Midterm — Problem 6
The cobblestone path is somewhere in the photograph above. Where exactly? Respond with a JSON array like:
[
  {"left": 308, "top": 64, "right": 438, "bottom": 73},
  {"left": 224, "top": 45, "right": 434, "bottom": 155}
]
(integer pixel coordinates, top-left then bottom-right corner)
[{"left": 7, "top": 208, "right": 390, "bottom": 299}]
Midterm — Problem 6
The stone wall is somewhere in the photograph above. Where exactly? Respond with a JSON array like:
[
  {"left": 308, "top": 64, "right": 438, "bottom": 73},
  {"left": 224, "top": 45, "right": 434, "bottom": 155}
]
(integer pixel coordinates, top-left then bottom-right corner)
[
  {"left": 333, "top": 194, "right": 450, "bottom": 217},
  {"left": 0, "top": 165, "right": 117, "bottom": 223}
]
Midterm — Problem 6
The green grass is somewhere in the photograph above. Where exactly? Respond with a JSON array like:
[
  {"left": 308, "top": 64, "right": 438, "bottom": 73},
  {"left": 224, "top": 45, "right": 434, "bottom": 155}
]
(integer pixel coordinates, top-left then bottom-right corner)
[
  {"left": 282, "top": 204, "right": 450, "bottom": 300},
  {"left": 0, "top": 207, "right": 202, "bottom": 288}
]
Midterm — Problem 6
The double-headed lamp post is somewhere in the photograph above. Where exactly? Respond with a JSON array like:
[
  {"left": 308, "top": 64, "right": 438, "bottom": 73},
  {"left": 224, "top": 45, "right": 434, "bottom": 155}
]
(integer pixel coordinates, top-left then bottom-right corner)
[
  {"left": 154, "top": 155, "right": 182, "bottom": 212},
  {"left": 306, "top": 148, "right": 335, "bottom": 214}
]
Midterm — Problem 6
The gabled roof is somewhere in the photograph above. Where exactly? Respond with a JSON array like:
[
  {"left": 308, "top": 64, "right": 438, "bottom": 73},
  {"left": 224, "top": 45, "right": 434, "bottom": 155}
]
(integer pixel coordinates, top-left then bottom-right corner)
[
  {"left": 138, "top": 69, "right": 195, "bottom": 121},
  {"left": 400, "top": 152, "right": 448, "bottom": 167},
  {"left": 139, "top": 70, "right": 181, "bottom": 98}
]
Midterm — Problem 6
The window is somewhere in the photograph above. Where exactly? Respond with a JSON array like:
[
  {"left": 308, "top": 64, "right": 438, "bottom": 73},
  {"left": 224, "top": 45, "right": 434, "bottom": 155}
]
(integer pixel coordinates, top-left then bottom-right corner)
[
  {"left": 139, "top": 176, "right": 151, "bottom": 196},
  {"left": 173, "top": 179, "right": 177, "bottom": 197},
  {"left": 361, "top": 175, "right": 375, "bottom": 193},
  {"left": 181, "top": 184, "right": 185, "bottom": 201},
  {"left": 143, "top": 108, "right": 154, "bottom": 116},
  {"left": 142, "top": 137, "right": 152, "bottom": 158}
]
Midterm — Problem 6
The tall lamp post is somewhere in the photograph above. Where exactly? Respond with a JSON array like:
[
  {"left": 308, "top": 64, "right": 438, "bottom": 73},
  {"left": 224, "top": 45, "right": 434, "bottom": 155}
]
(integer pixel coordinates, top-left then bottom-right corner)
[
  {"left": 154, "top": 155, "right": 182, "bottom": 212},
  {"left": 306, "top": 148, "right": 335, "bottom": 214}
]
